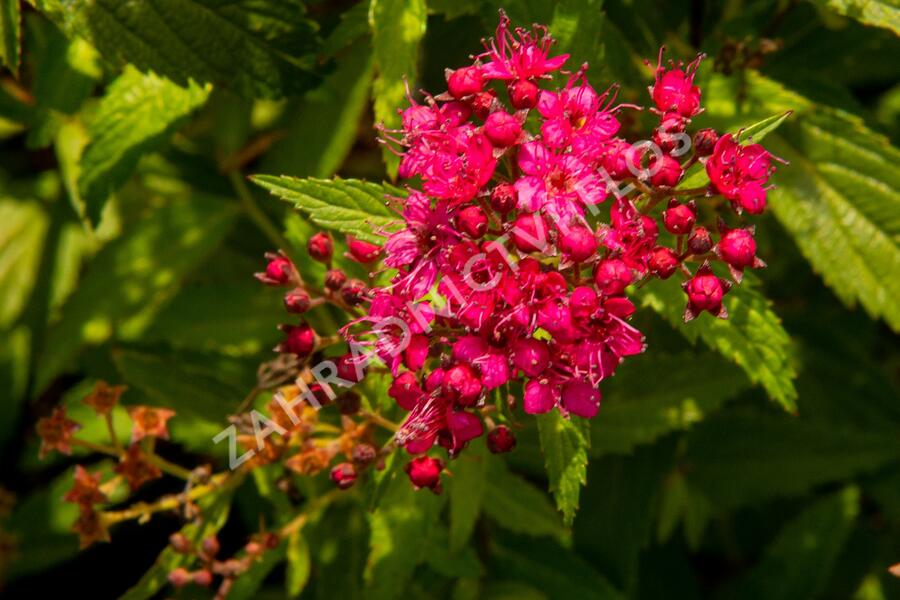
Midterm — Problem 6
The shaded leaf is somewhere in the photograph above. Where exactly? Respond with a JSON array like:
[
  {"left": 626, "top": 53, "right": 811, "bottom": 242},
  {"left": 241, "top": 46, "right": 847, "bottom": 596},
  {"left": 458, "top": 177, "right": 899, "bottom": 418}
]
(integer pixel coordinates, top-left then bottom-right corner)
[
  {"left": 365, "top": 470, "right": 445, "bottom": 599},
  {"left": 591, "top": 351, "right": 748, "bottom": 455},
  {"left": 78, "top": 66, "right": 211, "bottom": 223},
  {"left": 639, "top": 274, "right": 798, "bottom": 412},
  {"left": 29, "top": 0, "right": 324, "bottom": 98},
  {"left": 808, "top": 0, "right": 900, "bottom": 35},
  {"left": 448, "top": 439, "right": 487, "bottom": 551},
  {"left": 536, "top": 411, "right": 591, "bottom": 525},
  {"left": 286, "top": 529, "right": 312, "bottom": 597},
  {"left": 730, "top": 487, "right": 860, "bottom": 599},
  {"left": 0, "top": 0, "right": 20, "bottom": 74},
  {"left": 482, "top": 455, "right": 568, "bottom": 543},
  {"left": 37, "top": 194, "right": 237, "bottom": 390},
  {"left": 685, "top": 408, "right": 900, "bottom": 508}
]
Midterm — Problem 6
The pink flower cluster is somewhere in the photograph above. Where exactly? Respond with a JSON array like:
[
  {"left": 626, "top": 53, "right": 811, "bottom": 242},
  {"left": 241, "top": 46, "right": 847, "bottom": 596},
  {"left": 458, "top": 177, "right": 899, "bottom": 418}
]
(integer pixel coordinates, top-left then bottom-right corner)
[{"left": 257, "top": 14, "right": 781, "bottom": 491}]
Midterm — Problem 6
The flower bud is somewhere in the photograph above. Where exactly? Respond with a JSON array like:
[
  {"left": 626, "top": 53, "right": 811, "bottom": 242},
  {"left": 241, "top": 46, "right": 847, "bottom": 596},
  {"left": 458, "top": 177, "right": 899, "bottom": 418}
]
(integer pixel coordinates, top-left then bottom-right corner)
[
  {"left": 511, "top": 213, "right": 549, "bottom": 253},
  {"left": 683, "top": 264, "right": 729, "bottom": 320},
  {"left": 442, "top": 363, "right": 482, "bottom": 406},
  {"left": 283, "top": 289, "right": 311, "bottom": 314},
  {"left": 687, "top": 226, "right": 712, "bottom": 255},
  {"left": 346, "top": 236, "right": 381, "bottom": 264},
  {"left": 718, "top": 228, "right": 757, "bottom": 269},
  {"left": 653, "top": 112, "right": 687, "bottom": 154},
  {"left": 330, "top": 462, "right": 357, "bottom": 490},
  {"left": 389, "top": 371, "right": 422, "bottom": 410},
  {"left": 490, "top": 183, "right": 517, "bottom": 215},
  {"left": 352, "top": 443, "right": 377, "bottom": 467},
  {"left": 456, "top": 205, "right": 489, "bottom": 239},
  {"left": 336, "top": 353, "right": 366, "bottom": 383},
  {"left": 484, "top": 111, "right": 522, "bottom": 147},
  {"left": 487, "top": 425, "right": 517, "bottom": 453},
  {"left": 663, "top": 200, "right": 696, "bottom": 235},
  {"left": 341, "top": 279, "right": 368, "bottom": 306},
  {"left": 201, "top": 535, "right": 220, "bottom": 558},
  {"left": 169, "top": 532, "right": 192, "bottom": 554},
  {"left": 325, "top": 269, "right": 347, "bottom": 291},
  {"left": 594, "top": 258, "right": 634, "bottom": 296},
  {"left": 278, "top": 322, "right": 316, "bottom": 357},
  {"left": 570, "top": 285, "right": 599, "bottom": 319},
  {"left": 405, "top": 456, "right": 444, "bottom": 492},
  {"left": 168, "top": 568, "right": 191, "bottom": 588},
  {"left": 693, "top": 128, "right": 719, "bottom": 157},
  {"left": 649, "top": 154, "right": 683, "bottom": 187},
  {"left": 557, "top": 224, "right": 597, "bottom": 262},
  {"left": 255, "top": 252, "right": 294, "bottom": 286},
  {"left": 336, "top": 391, "right": 361, "bottom": 416},
  {"left": 193, "top": 570, "right": 213, "bottom": 587},
  {"left": 512, "top": 338, "right": 550, "bottom": 377},
  {"left": 447, "top": 66, "right": 484, "bottom": 98},
  {"left": 508, "top": 79, "right": 539, "bottom": 109},
  {"left": 307, "top": 232, "right": 333, "bottom": 263},
  {"left": 448, "top": 411, "right": 483, "bottom": 447},
  {"left": 648, "top": 246, "right": 680, "bottom": 279}
]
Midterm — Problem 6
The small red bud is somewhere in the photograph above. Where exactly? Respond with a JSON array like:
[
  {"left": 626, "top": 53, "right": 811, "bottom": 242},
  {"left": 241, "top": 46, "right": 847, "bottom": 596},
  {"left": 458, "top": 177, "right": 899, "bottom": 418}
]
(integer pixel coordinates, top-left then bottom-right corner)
[
  {"left": 663, "top": 200, "right": 696, "bottom": 235},
  {"left": 168, "top": 567, "right": 191, "bottom": 588},
  {"left": 693, "top": 128, "right": 719, "bottom": 157},
  {"left": 283, "top": 289, "right": 311, "bottom": 314},
  {"left": 456, "top": 205, "right": 489, "bottom": 239},
  {"left": 330, "top": 462, "right": 357, "bottom": 490},
  {"left": 687, "top": 226, "right": 713, "bottom": 255},
  {"left": 169, "top": 532, "right": 191, "bottom": 554},
  {"left": 507, "top": 79, "right": 539, "bottom": 109},
  {"left": 346, "top": 236, "right": 381, "bottom": 264},
  {"left": 325, "top": 269, "right": 347, "bottom": 291},
  {"left": 341, "top": 279, "right": 368, "bottom": 306},
  {"left": 193, "top": 569, "right": 213, "bottom": 587},
  {"left": 487, "top": 425, "right": 517, "bottom": 454},
  {"left": 352, "top": 443, "right": 377, "bottom": 467},
  {"left": 307, "top": 232, "right": 333, "bottom": 263},
  {"left": 447, "top": 66, "right": 484, "bottom": 98},
  {"left": 405, "top": 456, "right": 444, "bottom": 492},
  {"left": 201, "top": 535, "right": 220, "bottom": 559},
  {"left": 490, "top": 183, "right": 517, "bottom": 215},
  {"left": 648, "top": 247, "right": 680, "bottom": 279}
]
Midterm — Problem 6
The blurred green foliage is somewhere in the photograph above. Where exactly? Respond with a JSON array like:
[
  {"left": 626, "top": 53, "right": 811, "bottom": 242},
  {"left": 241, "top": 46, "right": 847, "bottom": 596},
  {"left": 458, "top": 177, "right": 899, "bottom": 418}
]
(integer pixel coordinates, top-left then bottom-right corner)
[{"left": 0, "top": 0, "right": 898, "bottom": 598}]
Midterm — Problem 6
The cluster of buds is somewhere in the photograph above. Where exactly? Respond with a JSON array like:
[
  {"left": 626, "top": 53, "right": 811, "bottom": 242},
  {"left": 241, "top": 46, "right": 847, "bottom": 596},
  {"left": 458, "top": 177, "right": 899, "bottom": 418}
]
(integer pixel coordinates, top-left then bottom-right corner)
[
  {"left": 254, "top": 12, "right": 782, "bottom": 492},
  {"left": 167, "top": 531, "right": 279, "bottom": 597}
]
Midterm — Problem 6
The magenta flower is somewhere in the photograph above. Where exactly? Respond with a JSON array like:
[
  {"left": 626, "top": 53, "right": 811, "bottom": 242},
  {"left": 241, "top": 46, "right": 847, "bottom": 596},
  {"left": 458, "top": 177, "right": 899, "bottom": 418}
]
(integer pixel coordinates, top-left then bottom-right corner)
[{"left": 479, "top": 13, "right": 569, "bottom": 81}]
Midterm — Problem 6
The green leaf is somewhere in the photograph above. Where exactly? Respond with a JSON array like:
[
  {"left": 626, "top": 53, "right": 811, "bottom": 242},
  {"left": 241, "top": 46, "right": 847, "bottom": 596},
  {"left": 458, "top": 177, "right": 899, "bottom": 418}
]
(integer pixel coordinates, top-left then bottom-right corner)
[
  {"left": 228, "top": 543, "right": 287, "bottom": 600},
  {"left": 574, "top": 442, "right": 674, "bottom": 593},
  {"left": 0, "top": 0, "right": 20, "bottom": 74},
  {"left": 260, "top": 39, "right": 374, "bottom": 178},
  {"left": 730, "top": 487, "right": 860, "bottom": 599},
  {"left": 482, "top": 455, "right": 568, "bottom": 543},
  {"left": 365, "top": 469, "right": 445, "bottom": 600},
  {"left": 36, "top": 193, "right": 237, "bottom": 390},
  {"left": 145, "top": 282, "right": 284, "bottom": 357},
  {"left": 447, "top": 439, "right": 487, "bottom": 552},
  {"left": 111, "top": 347, "right": 253, "bottom": 423},
  {"left": 808, "top": 0, "right": 900, "bottom": 35},
  {"left": 0, "top": 199, "right": 48, "bottom": 328},
  {"left": 699, "top": 71, "right": 900, "bottom": 332},
  {"left": 78, "top": 66, "right": 210, "bottom": 223},
  {"left": 736, "top": 110, "right": 793, "bottom": 143},
  {"left": 766, "top": 112, "right": 900, "bottom": 332},
  {"left": 28, "top": 0, "right": 324, "bottom": 98},
  {"left": 489, "top": 536, "right": 624, "bottom": 600},
  {"left": 639, "top": 274, "right": 798, "bottom": 412},
  {"left": 535, "top": 411, "right": 592, "bottom": 525},
  {"left": 685, "top": 408, "right": 900, "bottom": 508},
  {"left": 591, "top": 351, "right": 748, "bottom": 455},
  {"left": 120, "top": 489, "right": 234, "bottom": 600},
  {"left": 251, "top": 175, "right": 401, "bottom": 244},
  {"left": 369, "top": 0, "right": 427, "bottom": 177},
  {"left": 286, "top": 529, "right": 312, "bottom": 597},
  {"left": 549, "top": 0, "right": 605, "bottom": 68}
]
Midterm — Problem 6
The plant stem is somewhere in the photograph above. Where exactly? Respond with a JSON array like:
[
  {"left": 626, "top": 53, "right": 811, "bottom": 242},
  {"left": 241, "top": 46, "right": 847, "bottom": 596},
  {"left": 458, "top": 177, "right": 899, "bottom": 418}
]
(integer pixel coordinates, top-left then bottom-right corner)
[
  {"left": 71, "top": 438, "right": 193, "bottom": 480},
  {"left": 361, "top": 410, "right": 400, "bottom": 432},
  {"left": 102, "top": 472, "right": 241, "bottom": 525},
  {"left": 229, "top": 170, "right": 297, "bottom": 265}
]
